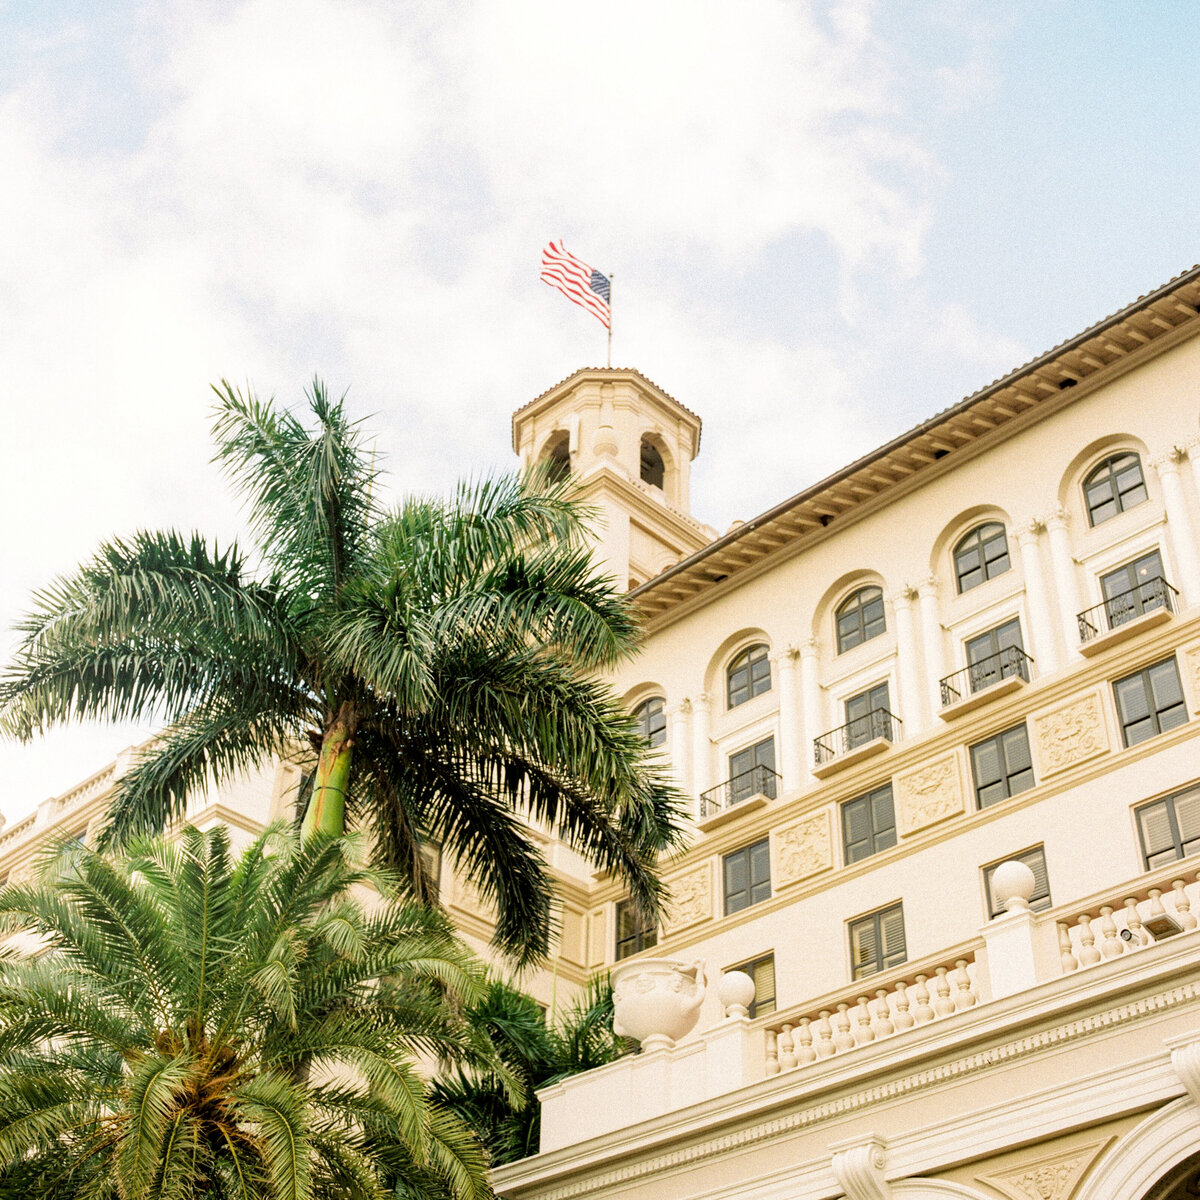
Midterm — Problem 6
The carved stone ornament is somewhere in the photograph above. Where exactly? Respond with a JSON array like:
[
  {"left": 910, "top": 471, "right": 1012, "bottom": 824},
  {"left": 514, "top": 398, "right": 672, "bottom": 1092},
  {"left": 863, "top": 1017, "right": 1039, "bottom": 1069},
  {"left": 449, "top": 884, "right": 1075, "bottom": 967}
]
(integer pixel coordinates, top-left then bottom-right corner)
[
  {"left": 895, "top": 753, "right": 964, "bottom": 837},
  {"left": 830, "top": 1134, "right": 890, "bottom": 1200},
  {"left": 774, "top": 812, "right": 832, "bottom": 886},
  {"left": 664, "top": 864, "right": 712, "bottom": 933},
  {"left": 1032, "top": 692, "right": 1109, "bottom": 776},
  {"left": 1183, "top": 642, "right": 1200, "bottom": 712},
  {"left": 976, "top": 1138, "right": 1111, "bottom": 1200}
]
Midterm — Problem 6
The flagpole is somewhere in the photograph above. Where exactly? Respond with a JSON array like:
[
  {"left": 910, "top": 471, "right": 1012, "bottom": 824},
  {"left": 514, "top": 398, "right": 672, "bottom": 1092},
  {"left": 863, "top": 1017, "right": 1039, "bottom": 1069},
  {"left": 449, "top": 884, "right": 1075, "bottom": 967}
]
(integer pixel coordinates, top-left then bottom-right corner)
[{"left": 607, "top": 273, "right": 614, "bottom": 368}]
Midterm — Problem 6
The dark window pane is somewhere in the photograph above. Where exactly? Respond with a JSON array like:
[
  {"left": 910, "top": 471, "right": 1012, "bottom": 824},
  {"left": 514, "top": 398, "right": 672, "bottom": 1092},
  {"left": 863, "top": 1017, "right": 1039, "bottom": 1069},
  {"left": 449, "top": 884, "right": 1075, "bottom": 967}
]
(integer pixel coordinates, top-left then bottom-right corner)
[
  {"left": 835, "top": 586, "right": 887, "bottom": 654},
  {"left": 724, "top": 839, "right": 771, "bottom": 915},
  {"left": 971, "top": 724, "right": 1034, "bottom": 808},
  {"left": 954, "top": 523, "right": 1011, "bottom": 593},
  {"left": 615, "top": 898, "right": 657, "bottom": 960},
  {"left": 728, "top": 644, "right": 771, "bottom": 708},
  {"left": 633, "top": 697, "right": 667, "bottom": 747},
  {"left": 850, "top": 903, "right": 906, "bottom": 980},
  {"left": 1115, "top": 658, "right": 1188, "bottom": 748}
]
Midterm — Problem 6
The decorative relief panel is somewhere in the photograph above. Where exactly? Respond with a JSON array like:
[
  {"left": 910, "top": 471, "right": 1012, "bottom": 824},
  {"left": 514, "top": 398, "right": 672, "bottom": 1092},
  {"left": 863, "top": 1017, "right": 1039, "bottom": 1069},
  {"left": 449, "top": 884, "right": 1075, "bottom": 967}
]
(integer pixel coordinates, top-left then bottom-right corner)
[
  {"left": 977, "top": 1138, "right": 1110, "bottom": 1200},
  {"left": 895, "top": 752, "right": 964, "bottom": 836},
  {"left": 774, "top": 811, "right": 832, "bottom": 887},
  {"left": 1183, "top": 641, "right": 1200, "bottom": 712},
  {"left": 664, "top": 864, "right": 712, "bottom": 933},
  {"left": 1031, "top": 691, "right": 1109, "bottom": 776}
]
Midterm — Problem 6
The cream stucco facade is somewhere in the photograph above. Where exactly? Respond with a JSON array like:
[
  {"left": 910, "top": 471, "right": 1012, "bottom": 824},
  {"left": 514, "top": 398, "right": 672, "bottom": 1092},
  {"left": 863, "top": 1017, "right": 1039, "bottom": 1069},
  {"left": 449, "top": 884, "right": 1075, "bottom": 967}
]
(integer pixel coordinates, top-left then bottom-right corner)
[{"left": 6, "top": 266, "right": 1200, "bottom": 1198}]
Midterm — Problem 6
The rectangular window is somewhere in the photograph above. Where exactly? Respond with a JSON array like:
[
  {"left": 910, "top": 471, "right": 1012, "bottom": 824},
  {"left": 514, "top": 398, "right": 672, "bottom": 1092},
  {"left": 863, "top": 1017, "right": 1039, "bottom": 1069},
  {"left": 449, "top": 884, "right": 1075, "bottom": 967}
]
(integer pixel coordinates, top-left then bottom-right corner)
[
  {"left": 724, "top": 838, "right": 771, "bottom": 916},
  {"left": 615, "top": 898, "right": 657, "bottom": 961},
  {"left": 965, "top": 618, "right": 1025, "bottom": 693},
  {"left": 844, "top": 681, "right": 891, "bottom": 748},
  {"left": 1101, "top": 549, "right": 1166, "bottom": 627},
  {"left": 849, "top": 902, "right": 906, "bottom": 980},
  {"left": 1136, "top": 783, "right": 1200, "bottom": 869},
  {"left": 982, "top": 846, "right": 1052, "bottom": 919},
  {"left": 970, "top": 724, "right": 1035, "bottom": 808},
  {"left": 1114, "top": 658, "right": 1188, "bottom": 748},
  {"left": 728, "top": 736, "right": 777, "bottom": 804},
  {"left": 728, "top": 953, "right": 776, "bottom": 1018},
  {"left": 841, "top": 783, "right": 897, "bottom": 864}
]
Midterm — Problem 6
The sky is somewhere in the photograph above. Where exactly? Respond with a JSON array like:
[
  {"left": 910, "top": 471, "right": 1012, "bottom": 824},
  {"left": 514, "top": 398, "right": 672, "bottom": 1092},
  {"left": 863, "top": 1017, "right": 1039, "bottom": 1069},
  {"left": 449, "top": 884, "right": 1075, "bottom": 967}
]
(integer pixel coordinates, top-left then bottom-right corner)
[{"left": 1, "top": 0, "right": 1198, "bottom": 825}]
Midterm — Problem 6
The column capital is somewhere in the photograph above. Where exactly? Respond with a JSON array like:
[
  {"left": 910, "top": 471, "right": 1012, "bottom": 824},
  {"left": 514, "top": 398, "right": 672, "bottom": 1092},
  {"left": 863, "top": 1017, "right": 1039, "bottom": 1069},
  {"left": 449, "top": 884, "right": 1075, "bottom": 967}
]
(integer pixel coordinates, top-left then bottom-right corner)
[
  {"left": 916, "top": 575, "right": 940, "bottom": 599},
  {"left": 670, "top": 698, "right": 693, "bottom": 717},
  {"left": 888, "top": 585, "right": 916, "bottom": 607},
  {"left": 1151, "top": 447, "right": 1188, "bottom": 476},
  {"left": 774, "top": 643, "right": 801, "bottom": 665},
  {"left": 798, "top": 636, "right": 821, "bottom": 660},
  {"left": 691, "top": 692, "right": 710, "bottom": 714},
  {"left": 1044, "top": 506, "right": 1071, "bottom": 533},
  {"left": 1015, "top": 519, "right": 1044, "bottom": 547}
]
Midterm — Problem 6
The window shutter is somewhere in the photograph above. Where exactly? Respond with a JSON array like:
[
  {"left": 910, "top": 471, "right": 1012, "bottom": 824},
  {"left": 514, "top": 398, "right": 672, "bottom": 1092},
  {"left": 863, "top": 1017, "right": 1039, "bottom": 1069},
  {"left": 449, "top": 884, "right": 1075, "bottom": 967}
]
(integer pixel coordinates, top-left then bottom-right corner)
[
  {"left": 880, "top": 906, "right": 906, "bottom": 963},
  {"left": 1138, "top": 801, "right": 1175, "bottom": 860},
  {"left": 1003, "top": 727, "right": 1032, "bottom": 773},
  {"left": 851, "top": 919, "right": 879, "bottom": 975}
]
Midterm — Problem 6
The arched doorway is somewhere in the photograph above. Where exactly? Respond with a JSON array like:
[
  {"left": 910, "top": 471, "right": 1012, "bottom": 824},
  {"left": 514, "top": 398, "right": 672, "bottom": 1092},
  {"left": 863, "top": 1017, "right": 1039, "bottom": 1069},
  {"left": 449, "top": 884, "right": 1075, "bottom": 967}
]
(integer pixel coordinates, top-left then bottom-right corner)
[{"left": 1141, "top": 1149, "right": 1200, "bottom": 1200}]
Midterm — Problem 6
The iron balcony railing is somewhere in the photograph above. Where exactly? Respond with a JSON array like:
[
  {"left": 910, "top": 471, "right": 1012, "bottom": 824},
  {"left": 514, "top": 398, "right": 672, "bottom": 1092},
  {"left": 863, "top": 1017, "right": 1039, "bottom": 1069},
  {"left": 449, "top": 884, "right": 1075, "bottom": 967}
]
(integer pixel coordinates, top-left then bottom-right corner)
[
  {"left": 813, "top": 707, "right": 901, "bottom": 765},
  {"left": 1077, "top": 575, "right": 1177, "bottom": 643},
  {"left": 940, "top": 645, "right": 1033, "bottom": 707},
  {"left": 700, "top": 764, "right": 780, "bottom": 818}
]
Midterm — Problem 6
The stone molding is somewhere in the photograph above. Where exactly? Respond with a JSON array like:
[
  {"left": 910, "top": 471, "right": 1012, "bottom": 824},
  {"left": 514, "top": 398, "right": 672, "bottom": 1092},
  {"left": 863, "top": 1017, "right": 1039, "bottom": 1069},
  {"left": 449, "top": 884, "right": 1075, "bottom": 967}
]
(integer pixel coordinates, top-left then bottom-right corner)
[
  {"left": 1167, "top": 1031, "right": 1200, "bottom": 1107},
  {"left": 1073, "top": 1097, "right": 1200, "bottom": 1200},
  {"left": 1030, "top": 691, "right": 1110, "bottom": 776},
  {"left": 1182, "top": 641, "right": 1200, "bottom": 712},
  {"left": 663, "top": 864, "right": 713, "bottom": 934},
  {"left": 895, "top": 753, "right": 964, "bottom": 836},
  {"left": 501, "top": 976, "right": 1200, "bottom": 1200},
  {"left": 975, "top": 1138, "right": 1109, "bottom": 1200},
  {"left": 774, "top": 811, "right": 833, "bottom": 887}
]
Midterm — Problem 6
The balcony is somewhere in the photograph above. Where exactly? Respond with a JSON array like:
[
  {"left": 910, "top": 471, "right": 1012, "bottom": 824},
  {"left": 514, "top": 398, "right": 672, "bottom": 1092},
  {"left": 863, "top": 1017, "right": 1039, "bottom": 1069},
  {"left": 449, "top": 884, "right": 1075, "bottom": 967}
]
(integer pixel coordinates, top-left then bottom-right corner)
[
  {"left": 1078, "top": 575, "right": 1177, "bottom": 657},
  {"left": 811, "top": 707, "right": 900, "bottom": 779},
  {"left": 939, "top": 645, "right": 1032, "bottom": 719},
  {"left": 529, "top": 858, "right": 1200, "bottom": 1161},
  {"left": 698, "top": 764, "right": 780, "bottom": 829}
]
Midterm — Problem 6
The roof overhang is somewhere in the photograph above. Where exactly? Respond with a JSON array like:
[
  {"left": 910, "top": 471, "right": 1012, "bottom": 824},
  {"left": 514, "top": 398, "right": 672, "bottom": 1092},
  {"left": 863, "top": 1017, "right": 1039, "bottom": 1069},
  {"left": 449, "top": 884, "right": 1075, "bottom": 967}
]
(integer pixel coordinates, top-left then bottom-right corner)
[{"left": 629, "top": 264, "right": 1200, "bottom": 624}]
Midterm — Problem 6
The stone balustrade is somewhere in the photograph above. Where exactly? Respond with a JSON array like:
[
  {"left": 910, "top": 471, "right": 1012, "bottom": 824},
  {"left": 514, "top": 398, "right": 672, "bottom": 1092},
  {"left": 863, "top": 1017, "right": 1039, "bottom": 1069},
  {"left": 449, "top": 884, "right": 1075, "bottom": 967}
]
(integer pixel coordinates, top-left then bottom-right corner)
[
  {"left": 764, "top": 947, "right": 981, "bottom": 1075},
  {"left": 1056, "top": 869, "right": 1200, "bottom": 973}
]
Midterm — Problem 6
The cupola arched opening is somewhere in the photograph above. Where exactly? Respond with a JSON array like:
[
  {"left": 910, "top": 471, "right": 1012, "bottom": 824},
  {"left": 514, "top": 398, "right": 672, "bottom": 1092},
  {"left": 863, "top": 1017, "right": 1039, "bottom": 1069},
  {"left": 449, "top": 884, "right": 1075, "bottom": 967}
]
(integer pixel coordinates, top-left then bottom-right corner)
[
  {"left": 541, "top": 431, "right": 571, "bottom": 481},
  {"left": 639, "top": 435, "right": 668, "bottom": 490}
]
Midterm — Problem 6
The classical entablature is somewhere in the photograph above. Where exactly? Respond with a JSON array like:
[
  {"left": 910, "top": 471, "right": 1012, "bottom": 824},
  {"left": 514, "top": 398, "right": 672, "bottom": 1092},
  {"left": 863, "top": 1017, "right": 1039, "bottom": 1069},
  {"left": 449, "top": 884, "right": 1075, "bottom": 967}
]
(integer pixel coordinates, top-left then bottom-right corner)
[{"left": 632, "top": 264, "right": 1200, "bottom": 623}]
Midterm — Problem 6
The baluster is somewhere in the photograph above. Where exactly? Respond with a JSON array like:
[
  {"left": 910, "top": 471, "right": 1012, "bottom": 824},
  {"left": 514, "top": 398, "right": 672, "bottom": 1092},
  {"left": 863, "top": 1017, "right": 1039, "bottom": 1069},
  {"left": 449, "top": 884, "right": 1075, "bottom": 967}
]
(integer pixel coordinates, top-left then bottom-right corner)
[
  {"left": 933, "top": 967, "right": 955, "bottom": 1017},
  {"left": 813, "top": 1011, "right": 836, "bottom": 1058},
  {"left": 913, "top": 974, "right": 935, "bottom": 1023},
  {"left": 833, "top": 1003, "right": 855, "bottom": 1052},
  {"left": 1058, "top": 922, "right": 1079, "bottom": 972},
  {"left": 778, "top": 1023, "right": 797, "bottom": 1070},
  {"left": 953, "top": 959, "right": 976, "bottom": 1009},
  {"left": 892, "top": 981, "right": 915, "bottom": 1029},
  {"left": 765, "top": 1029, "right": 780, "bottom": 1075},
  {"left": 1077, "top": 914, "right": 1102, "bottom": 965},
  {"left": 871, "top": 989, "right": 895, "bottom": 1037},
  {"left": 1146, "top": 888, "right": 1168, "bottom": 932},
  {"left": 794, "top": 1017, "right": 816, "bottom": 1065},
  {"left": 852, "top": 997, "right": 874, "bottom": 1044},
  {"left": 1099, "top": 906, "right": 1123, "bottom": 958},
  {"left": 1172, "top": 880, "right": 1197, "bottom": 930},
  {"left": 1123, "top": 897, "right": 1148, "bottom": 947}
]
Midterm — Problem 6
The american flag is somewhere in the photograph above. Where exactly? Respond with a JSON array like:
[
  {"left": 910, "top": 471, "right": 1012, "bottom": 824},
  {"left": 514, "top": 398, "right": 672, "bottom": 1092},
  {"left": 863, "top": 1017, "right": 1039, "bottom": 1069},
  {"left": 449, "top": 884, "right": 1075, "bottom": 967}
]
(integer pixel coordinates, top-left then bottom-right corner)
[{"left": 540, "top": 241, "right": 611, "bottom": 329}]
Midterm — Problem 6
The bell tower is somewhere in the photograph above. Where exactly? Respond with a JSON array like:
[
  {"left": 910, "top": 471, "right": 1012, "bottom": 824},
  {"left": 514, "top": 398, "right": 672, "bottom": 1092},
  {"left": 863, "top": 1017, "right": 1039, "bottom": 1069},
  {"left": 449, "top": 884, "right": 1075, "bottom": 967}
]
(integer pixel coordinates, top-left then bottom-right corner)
[{"left": 512, "top": 368, "right": 715, "bottom": 591}]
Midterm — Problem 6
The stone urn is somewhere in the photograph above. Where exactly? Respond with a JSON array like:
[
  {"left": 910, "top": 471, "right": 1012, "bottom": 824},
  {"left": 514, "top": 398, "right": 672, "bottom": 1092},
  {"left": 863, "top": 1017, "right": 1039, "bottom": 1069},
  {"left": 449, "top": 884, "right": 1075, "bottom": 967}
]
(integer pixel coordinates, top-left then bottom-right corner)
[{"left": 611, "top": 958, "right": 707, "bottom": 1051}]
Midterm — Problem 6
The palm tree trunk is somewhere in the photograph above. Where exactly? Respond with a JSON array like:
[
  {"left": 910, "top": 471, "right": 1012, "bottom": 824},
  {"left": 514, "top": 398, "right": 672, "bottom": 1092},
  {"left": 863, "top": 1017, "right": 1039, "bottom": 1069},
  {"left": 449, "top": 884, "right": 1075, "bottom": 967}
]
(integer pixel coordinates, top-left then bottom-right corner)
[{"left": 301, "top": 702, "right": 358, "bottom": 840}]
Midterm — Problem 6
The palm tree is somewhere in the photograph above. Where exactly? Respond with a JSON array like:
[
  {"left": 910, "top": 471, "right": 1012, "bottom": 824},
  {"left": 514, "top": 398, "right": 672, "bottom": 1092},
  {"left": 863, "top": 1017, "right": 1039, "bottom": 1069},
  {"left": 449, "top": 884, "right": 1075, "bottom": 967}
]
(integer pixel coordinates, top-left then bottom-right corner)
[
  {"left": 0, "top": 382, "right": 684, "bottom": 964},
  {"left": 0, "top": 825, "right": 503, "bottom": 1200},
  {"left": 431, "top": 976, "right": 632, "bottom": 1165}
]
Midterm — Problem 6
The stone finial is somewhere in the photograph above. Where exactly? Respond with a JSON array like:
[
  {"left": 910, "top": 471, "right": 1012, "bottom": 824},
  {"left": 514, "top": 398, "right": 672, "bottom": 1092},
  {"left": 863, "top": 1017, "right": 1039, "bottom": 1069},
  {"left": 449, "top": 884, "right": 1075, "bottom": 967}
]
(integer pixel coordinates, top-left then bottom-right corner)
[
  {"left": 717, "top": 970, "right": 757, "bottom": 1019},
  {"left": 992, "top": 859, "right": 1037, "bottom": 913}
]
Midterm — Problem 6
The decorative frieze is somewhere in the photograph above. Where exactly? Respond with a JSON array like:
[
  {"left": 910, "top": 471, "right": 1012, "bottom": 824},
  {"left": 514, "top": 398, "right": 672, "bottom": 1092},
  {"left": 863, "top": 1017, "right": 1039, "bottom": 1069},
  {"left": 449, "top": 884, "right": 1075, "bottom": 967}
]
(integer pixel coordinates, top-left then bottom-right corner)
[
  {"left": 1182, "top": 641, "right": 1200, "bottom": 711},
  {"left": 895, "top": 753, "right": 964, "bottom": 836},
  {"left": 774, "top": 811, "right": 832, "bottom": 886},
  {"left": 977, "top": 1138, "right": 1110, "bottom": 1200},
  {"left": 1032, "top": 691, "right": 1109, "bottom": 776},
  {"left": 664, "top": 864, "right": 712, "bottom": 933}
]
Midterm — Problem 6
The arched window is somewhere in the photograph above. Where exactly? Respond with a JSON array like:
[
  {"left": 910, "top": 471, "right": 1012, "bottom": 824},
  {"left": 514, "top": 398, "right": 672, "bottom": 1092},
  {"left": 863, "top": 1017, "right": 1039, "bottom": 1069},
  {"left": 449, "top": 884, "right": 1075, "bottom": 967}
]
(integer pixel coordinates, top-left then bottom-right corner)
[
  {"left": 640, "top": 438, "right": 665, "bottom": 489},
  {"left": 954, "top": 522, "right": 1010, "bottom": 593},
  {"left": 633, "top": 697, "right": 666, "bottom": 747},
  {"left": 835, "top": 586, "right": 886, "bottom": 653},
  {"left": 543, "top": 432, "right": 570, "bottom": 482},
  {"left": 1084, "top": 452, "right": 1148, "bottom": 526},
  {"left": 727, "top": 644, "right": 771, "bottom": 708}
]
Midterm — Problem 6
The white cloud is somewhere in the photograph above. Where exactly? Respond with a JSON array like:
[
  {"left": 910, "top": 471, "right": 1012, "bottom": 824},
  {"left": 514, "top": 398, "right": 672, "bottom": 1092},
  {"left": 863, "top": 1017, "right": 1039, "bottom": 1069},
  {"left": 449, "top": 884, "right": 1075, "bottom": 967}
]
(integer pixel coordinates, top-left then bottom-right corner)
[{"left": 0, "top": 0, "right": 1019, "bottom": 822}]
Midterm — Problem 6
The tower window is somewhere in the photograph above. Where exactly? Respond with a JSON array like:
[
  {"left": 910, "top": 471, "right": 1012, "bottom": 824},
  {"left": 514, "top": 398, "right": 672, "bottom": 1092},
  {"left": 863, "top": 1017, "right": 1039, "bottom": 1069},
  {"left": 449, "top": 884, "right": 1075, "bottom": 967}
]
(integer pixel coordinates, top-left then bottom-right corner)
[
  {"left": 543, "top": 432, "right": 571, "bottom": 482},
  {"left": 640, "top": 438, "right": 665, "bottom": 489}
]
